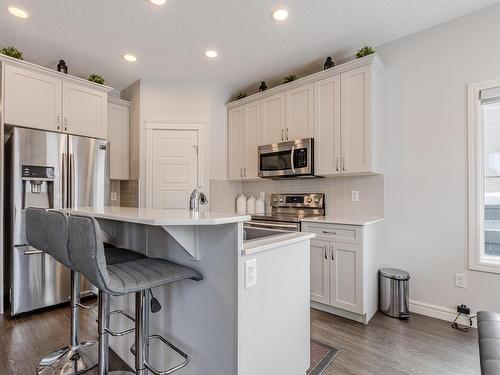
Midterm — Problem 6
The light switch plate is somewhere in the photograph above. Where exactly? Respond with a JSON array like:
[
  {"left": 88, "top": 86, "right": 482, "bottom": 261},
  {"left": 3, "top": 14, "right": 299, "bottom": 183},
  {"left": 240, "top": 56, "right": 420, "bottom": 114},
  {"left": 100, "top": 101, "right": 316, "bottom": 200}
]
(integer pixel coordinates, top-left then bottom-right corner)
[
  {"left": 245, "top": 259, "right": 257, "bottom": 289},
  {"left": 351, "top": 191, "right": 359, "bottom": 202},
  {"left": 455, "top": 272, "right": 467, "bottom": 288}
]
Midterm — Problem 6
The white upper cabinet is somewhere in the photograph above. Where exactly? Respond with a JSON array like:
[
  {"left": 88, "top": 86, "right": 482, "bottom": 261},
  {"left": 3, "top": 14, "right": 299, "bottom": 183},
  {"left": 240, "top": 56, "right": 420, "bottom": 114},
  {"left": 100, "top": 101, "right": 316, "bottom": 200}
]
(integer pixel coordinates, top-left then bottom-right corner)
[
  {"left": 63, "top": 82, "right": 108, "bottom": 139},
  {"left": 4, "top": 64, "right": 62, "bottom": 132},
  {"left": 228, "top": 106, "right": 244, "bottom": 180},
  {"left": 314, "top": 75, "right": 341, "bottom": 175},
  {"left": 286, "top": 83, "right": 314, "bottom": 141},
  {"left": 108, "top": 100, "right": 130, "bottom": 180},
  {"left": 341, "top": 65, "right": 373, "bottom": 174},
  {"left": 260, "top": 93, "right": 285, "bottom": 145},
  {"left": 228, "top": 102, "right": 261, "bottom": 180},
  {"left": 243, "top": 101, "right": 261, "bottom": 179},
  {"left": 1, "top": 59, "right": 111, "bottom": 138}
]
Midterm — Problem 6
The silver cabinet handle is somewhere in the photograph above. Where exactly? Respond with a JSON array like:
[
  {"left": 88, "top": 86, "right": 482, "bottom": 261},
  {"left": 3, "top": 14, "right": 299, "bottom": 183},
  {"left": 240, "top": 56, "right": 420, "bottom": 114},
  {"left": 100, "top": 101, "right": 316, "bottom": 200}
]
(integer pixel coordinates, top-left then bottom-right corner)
[
  {"left": 285, "top": 128, "right": 289, "bottom": 140},
  {"left": 281, "top": 129, "right": 284, "bottom": 141},
  {"left": 240, "top": 168, "right": 243, "bottom": 178},
  {"left": 331, "top": 245, "right": 335, "bottom": 261},
  {"left": 324, "top": 245, "right": 328, "bottom": 260},
  {"left": 322, "top": 230, "right": 337, "bottom": 235},
  {"left": 244, "top": 167, "right": 247, "bottom": 178},
  {"left": 64, "top": 117, "right": 68, "bottom": 132},
  {"left": 342, "top": 156, "right": 346, "bottom": 172},
  {"left": 57, "top": 115, "right": 61, "bottom": 130},
  {"left": 336, "top": 157, "right": 339, "bottom": 172}
]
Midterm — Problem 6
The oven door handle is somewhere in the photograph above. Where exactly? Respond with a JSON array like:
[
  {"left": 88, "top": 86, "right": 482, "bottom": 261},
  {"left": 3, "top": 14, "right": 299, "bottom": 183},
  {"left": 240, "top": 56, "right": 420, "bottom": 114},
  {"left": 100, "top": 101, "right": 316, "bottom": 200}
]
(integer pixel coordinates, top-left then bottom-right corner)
[
  {"left": 245, "top": 221, "right": 298, "bottom": 230},
  {"left": 291, "top": 145, "right": 296, "bottom": 173}
]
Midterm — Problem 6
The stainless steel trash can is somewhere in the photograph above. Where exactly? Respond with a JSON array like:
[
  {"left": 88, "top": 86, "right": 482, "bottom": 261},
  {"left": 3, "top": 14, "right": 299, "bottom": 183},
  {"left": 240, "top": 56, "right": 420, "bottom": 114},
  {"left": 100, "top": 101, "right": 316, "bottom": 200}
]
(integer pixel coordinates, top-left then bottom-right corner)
[{"left": 379, "top": 268, "right": 410, "bottom": 319}]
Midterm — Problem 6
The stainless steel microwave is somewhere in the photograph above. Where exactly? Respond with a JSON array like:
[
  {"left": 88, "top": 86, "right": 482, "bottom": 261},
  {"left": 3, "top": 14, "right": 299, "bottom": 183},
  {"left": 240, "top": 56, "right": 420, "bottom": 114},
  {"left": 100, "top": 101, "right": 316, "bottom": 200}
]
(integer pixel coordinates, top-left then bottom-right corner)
[{"left": 258, "top": 138, "right": 315, "bottom": 178}]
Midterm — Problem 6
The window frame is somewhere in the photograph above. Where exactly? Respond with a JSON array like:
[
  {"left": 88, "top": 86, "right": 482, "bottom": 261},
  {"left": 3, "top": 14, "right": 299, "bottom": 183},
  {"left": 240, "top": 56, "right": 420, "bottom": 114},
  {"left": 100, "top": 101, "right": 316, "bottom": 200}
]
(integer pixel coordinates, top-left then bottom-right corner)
[{"left": 468, "top": 77, "right": 500, "bottom": 274}]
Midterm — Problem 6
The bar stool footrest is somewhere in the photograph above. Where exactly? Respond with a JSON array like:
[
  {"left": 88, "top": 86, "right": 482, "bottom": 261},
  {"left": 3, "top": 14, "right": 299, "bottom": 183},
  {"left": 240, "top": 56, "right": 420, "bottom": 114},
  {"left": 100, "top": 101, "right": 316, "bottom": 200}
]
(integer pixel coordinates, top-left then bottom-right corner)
[
  {"left": 130, "top": 334, "right": 189, "bottom": 375},
  {"left": 104, "top": 310, "right": 136, "bottom": 337}
]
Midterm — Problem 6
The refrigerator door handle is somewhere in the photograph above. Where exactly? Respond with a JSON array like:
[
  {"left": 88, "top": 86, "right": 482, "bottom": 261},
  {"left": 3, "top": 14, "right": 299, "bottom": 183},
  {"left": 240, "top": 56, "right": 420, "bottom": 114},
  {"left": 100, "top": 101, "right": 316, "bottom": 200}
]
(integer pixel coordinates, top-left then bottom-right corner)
[
  {"left": 61, "top": 153, "right": 67, "bottom": 208},
  {"left": 69, "top": 153, "right": 75, "bottom": 208}
]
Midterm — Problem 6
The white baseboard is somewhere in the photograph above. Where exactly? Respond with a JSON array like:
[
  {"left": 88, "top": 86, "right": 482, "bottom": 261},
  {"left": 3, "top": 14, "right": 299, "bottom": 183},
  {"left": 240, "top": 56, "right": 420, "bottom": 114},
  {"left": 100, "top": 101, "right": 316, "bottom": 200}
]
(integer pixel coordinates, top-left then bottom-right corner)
[{"left": 409, "top": 299, "right": 477, "bottom": 328}]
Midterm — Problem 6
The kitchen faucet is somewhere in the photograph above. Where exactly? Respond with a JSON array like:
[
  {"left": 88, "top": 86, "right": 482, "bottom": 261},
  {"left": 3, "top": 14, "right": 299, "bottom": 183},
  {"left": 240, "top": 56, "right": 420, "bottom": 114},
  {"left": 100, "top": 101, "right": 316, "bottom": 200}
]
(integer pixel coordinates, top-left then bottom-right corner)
[{"left": 189, "top": 186, "right": 208, "bottom": 212}]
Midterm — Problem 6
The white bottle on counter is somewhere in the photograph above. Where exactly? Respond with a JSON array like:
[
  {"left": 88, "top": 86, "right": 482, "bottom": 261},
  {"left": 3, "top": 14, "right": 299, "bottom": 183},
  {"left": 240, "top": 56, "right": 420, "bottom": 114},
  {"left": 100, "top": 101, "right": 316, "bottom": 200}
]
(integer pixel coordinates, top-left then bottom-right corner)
[
  {"left": 255, "top": 192, "right": 265, "bottom": 215},
  {"left": 236, "top": 194, "right": 247, "bottom": 214},
  {"left": 247, "top": 196, "right": 256, "bottom": 215}
]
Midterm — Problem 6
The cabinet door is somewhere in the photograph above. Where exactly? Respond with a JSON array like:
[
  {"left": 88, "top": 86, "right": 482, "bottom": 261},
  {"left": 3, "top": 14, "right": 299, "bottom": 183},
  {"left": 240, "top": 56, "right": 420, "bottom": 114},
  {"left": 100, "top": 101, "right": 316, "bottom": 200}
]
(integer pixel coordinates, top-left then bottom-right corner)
[
  {"left": 63, "top": 82, "right": 107, "bottom": 139},
  {"left": 4, "top": 64, "right": 62, "bottom": 132},
  {"left": 310, "top": 239, "right": 330, "bottom": 305},
  {"left": 286, "top": 83, "right": 314, "bottom": 141},
  {"left": 314, "top": 75, "right": 341, "bottom": 176},
  {"left": 330, "top": 242, "right": 362, "bottom": 313},
  {"left": 108, "top": 103, "right": 129, "bottom": 180},
  {"left": 243, "top": 101, "right": 261, "bottom": 179},
  {"left": 260, "top": 93, "right": 285, "bottom": 145},
  {"left": 340, "top": 65, "right": 372, "bottom": 174},
  {"left": 228, "top": 106, "right": 244, "bottom": 180}
]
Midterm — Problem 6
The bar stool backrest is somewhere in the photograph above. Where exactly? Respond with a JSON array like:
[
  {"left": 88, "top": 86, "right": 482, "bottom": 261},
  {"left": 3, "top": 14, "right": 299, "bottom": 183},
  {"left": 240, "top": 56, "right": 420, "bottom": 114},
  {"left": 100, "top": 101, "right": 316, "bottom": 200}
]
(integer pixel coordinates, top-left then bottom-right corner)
[
  {"left": 45, "top": 210, "right": 74, "bottom": 269},
  {"left": 25, "top": 207, "right": 48, "bottom": 252},
  {"left": 67, "top": 215, "right": 112, "bottom": 294}
]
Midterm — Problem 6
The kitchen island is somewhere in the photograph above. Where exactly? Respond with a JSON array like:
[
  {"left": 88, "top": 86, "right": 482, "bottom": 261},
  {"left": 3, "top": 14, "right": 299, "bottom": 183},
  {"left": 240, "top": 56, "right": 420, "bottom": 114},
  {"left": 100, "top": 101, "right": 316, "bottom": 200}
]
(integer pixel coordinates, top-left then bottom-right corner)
[{"left": 64, "top": 206, "right": 314, "bottom": 375}]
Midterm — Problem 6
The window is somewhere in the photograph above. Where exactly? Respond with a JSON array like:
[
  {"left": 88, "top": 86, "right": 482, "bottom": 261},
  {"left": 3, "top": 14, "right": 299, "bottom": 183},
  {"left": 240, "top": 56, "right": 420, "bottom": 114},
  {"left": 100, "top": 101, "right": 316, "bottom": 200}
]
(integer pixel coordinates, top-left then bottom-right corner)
[{"left": 469, "top": 79, "right": 500, "bottom": 273}]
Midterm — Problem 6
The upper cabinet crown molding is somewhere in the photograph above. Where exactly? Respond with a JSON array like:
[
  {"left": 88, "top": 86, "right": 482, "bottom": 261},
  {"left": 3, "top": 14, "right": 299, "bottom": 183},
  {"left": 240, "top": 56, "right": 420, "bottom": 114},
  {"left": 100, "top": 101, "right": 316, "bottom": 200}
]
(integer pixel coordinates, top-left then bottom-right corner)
[
  {"left": 0, "top": 54, "right": 113, "bottom": 93},
  {"left": 108, "top": 96, "right": 131, "bottom": 108},
  {"left": 225, "top": 54, "right": 383, "bottom": 109}
]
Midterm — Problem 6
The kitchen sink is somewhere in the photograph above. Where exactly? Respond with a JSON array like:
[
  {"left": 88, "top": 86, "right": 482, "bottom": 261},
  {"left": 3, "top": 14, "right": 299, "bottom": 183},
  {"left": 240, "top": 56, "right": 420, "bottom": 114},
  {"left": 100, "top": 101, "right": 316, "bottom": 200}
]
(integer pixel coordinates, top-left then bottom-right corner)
[{"left": 243, "top": 226, "right": 290, "bottom": 241}]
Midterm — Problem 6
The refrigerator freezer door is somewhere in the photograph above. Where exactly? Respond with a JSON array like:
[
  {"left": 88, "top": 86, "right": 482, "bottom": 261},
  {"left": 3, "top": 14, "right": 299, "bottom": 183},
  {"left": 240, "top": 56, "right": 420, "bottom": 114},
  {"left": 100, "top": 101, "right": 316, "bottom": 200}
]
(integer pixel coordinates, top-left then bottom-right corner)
[{"left": 68, "top": 135, "right": 109, "bottom": 208}]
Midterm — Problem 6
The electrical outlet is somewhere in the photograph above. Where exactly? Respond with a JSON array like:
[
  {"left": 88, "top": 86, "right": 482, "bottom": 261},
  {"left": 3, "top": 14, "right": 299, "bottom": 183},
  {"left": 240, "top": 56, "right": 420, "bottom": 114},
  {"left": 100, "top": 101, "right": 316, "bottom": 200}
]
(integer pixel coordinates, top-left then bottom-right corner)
[
  {"left": 245, "top": 259, "right": 257, "bottom": 289},
  {"left": 455, "top": 273, "right": 467, "bottom": 288},
  {"left": 351, "top": 191, "right": 359, "bottom": 202},
  {"left": 111, "top": 192, "right": 117, "bottom": 201}
]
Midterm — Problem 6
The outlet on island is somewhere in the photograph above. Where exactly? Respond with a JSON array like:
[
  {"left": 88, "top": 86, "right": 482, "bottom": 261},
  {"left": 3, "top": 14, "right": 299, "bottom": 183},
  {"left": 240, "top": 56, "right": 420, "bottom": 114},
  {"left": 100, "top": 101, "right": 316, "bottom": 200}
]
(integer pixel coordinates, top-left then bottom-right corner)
[{"left": 245, "top": 259, "right": 257, "bottom": 289}]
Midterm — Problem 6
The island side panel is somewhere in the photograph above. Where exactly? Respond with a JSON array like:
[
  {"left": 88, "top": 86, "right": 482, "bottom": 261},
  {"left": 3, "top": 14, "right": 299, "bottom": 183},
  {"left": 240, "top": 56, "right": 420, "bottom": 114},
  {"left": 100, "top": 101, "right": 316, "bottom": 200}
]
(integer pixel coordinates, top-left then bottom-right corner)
[
  {"left": 103, "top": 220, "right": 240, "bottom": 375},
  {"left": 237, "top": 239, "right": 311, "bottom": 375}
]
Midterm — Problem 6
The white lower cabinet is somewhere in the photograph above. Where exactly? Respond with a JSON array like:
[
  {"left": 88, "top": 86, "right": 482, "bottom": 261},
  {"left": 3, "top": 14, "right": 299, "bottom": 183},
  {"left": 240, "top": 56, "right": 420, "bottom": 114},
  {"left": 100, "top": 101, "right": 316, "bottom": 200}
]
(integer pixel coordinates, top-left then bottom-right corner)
[{"left": 304, "top": 221, "right": 381, "bottom": 324}]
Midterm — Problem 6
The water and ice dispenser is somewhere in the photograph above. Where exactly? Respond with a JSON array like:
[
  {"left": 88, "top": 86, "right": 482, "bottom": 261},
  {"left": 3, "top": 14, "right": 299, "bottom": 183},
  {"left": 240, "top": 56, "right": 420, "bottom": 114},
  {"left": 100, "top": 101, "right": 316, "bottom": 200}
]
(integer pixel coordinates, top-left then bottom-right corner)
[{"left": 21, "top": 165, "right": 55, "bottom": 209}]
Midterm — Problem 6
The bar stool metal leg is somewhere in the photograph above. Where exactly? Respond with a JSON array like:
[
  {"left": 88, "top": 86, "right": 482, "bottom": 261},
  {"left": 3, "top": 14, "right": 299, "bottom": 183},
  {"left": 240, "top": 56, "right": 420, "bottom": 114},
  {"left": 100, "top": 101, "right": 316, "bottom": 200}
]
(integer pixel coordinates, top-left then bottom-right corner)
[
  {"left": 37, "top": 271, "right": 98, "bottom": 375},
  {"left": 98, "top": 291, "right": 135, "bottom": 375}
]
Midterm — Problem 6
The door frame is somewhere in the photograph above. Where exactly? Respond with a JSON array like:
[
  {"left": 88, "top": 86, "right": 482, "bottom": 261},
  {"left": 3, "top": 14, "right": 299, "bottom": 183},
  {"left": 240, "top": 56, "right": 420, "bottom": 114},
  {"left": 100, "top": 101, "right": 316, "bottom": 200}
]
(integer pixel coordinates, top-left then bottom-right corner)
[{"left": 144, "top": 119, "right": 205, "bottom": 209}]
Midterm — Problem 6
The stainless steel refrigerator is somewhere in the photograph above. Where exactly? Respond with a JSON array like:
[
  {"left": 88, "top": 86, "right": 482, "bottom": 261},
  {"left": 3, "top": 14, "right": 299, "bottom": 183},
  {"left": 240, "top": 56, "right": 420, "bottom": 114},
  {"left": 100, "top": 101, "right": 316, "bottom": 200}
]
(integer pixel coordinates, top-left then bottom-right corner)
[{"left": 4, "top": 126, "right": 109, "bottom": 315}]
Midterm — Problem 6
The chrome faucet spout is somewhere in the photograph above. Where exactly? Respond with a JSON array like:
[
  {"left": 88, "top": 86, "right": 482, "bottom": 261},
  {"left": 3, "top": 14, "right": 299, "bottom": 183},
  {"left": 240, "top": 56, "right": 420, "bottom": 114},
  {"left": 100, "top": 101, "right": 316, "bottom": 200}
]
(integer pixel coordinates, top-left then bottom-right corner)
[{"left": 190, "top": 186, "right": 208, "bottom": 212}]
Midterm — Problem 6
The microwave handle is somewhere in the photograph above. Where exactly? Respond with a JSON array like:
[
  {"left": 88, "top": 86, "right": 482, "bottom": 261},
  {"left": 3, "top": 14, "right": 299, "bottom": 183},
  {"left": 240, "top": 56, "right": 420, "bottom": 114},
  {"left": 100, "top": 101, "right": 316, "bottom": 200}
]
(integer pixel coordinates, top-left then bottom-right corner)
[{"left": 291, "top": 146, "right": 296, "bottom": 173}]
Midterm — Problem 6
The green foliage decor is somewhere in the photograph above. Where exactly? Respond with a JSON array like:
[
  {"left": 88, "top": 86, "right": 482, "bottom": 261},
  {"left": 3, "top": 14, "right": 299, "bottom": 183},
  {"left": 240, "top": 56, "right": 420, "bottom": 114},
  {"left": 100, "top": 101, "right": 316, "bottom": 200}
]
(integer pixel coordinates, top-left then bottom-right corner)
[
  {"left": 88, "top": 74, "right": 105, "bottom": 85},
  {"left": 1, "top": 46, "right": 23, "bottom": 60},
  {"left": 356, "top": 45, "right": 375, "bottom": 58},
  {"left": 234, "top": 91, "right": 247, "bottom": 100},
  {"left": 283, "top": 74, "right": 297, "bottom": 84}
]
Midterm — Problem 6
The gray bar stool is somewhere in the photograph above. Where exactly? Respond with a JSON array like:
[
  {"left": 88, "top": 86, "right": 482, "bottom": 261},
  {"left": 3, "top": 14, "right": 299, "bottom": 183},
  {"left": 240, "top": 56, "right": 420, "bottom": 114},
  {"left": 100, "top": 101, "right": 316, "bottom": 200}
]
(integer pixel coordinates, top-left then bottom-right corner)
[
  {"left": 26, "top": 208, "right": 145, "bottom": 375},
  {"left": 67, "top": 214, "right": 202, "bottom": 375}
]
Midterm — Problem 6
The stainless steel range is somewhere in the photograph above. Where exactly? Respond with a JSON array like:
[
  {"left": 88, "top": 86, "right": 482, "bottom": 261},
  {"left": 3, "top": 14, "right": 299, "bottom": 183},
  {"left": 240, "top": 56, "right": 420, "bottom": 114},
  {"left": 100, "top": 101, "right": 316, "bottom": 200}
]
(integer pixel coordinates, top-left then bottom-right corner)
[{"left": 247, "top": 193, "right": 325, "bottom": 232}]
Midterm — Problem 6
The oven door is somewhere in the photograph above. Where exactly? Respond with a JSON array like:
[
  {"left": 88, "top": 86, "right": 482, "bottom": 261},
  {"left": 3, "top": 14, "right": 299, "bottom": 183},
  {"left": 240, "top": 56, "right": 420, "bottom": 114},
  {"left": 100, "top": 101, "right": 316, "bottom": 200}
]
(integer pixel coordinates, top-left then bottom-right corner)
[
  {"left": 258, "top": 138, "right": 313, "bottom": 178},
  {"left": 245, "top": 220, "right": 300, "bottom": 232}
]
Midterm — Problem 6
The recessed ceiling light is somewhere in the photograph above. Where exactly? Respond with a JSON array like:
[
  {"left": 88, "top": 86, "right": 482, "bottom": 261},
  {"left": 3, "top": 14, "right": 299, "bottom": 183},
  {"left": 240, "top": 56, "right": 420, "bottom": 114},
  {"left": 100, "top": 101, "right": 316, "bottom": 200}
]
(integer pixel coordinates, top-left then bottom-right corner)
[
  {"left": 205, "top": 50, "right": 218, "bottom": 58},
  {"left": 150, "top": 0, "right": 166, "bottom": 4},
  {"left": 8, "top": 6, "right": 28, "bottom": 18},
  {"left": 272, "top": 9, "right": 288, "bottom": 21},
  {"left": 123, "top": 54, "right": 137, "bottom": 62}
]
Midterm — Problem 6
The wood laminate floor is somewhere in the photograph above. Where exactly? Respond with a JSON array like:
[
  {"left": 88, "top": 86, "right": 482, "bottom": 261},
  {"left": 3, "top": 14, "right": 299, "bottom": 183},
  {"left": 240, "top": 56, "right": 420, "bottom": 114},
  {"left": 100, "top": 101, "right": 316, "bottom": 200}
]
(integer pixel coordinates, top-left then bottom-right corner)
[
  {"left": 311, "top": 308, "right": 480, "bottom": 375},
  {"left": 0, "top": 304, "right": 481, "bottom": 374}
]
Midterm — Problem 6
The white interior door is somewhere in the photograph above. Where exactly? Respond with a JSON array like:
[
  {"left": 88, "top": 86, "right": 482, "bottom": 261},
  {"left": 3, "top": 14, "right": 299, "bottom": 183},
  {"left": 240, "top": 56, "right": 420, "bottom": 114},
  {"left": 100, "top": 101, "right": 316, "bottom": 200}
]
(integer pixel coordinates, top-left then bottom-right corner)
[{"left": 150, "top": 130, "right": 198, "bottom": 209}]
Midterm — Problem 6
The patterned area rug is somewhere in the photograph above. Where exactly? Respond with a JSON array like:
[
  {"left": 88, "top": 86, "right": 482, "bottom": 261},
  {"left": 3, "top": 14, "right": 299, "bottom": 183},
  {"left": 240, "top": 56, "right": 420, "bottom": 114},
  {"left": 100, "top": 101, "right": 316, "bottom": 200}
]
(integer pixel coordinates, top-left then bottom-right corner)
[{"left": 307, "top": 339, "right": 339, "bottom": 375}]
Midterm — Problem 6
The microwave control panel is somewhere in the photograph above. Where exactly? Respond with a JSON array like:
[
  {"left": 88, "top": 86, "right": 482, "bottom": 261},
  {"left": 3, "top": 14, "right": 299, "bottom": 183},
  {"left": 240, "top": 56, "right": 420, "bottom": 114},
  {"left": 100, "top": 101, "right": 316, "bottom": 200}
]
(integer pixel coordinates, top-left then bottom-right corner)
[{"left": 294, "top": 148, "right": 308, "bottom": 168}]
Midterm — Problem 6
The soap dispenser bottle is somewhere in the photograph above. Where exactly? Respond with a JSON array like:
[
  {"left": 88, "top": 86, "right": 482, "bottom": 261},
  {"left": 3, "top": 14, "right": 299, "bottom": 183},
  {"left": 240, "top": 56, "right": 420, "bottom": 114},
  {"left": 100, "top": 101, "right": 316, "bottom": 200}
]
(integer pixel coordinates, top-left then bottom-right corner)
[
  {"left": 236, "top": 194, "right": 247, "bottom": 214},
  {"left": 255, "top": 192, "right": 265, "bottom": 215}
]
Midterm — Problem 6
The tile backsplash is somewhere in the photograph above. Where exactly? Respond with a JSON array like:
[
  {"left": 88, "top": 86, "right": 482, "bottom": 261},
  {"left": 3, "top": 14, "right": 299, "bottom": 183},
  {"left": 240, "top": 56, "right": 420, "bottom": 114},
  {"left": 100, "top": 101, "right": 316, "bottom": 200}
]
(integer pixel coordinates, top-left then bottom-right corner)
[
  {"left": 210, "top": 175, "right": 384, "bottom": 218},
  {"left": 120, "top": 179, "right": 139, "bottom": 207}
]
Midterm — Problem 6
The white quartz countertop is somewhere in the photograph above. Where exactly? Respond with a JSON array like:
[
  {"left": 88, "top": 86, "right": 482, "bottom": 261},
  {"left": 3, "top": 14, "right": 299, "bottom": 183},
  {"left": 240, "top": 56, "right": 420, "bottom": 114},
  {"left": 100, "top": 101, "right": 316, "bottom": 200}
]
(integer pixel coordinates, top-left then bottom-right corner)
[
  {"left": 243, "top": 232, "right": 315, "bottom": 256},
  {"left": 300, "top": 216, "right": 384, "bottom": 226},
  {"left": 63, "top": 206, "right": 251, "bottom": 226}
]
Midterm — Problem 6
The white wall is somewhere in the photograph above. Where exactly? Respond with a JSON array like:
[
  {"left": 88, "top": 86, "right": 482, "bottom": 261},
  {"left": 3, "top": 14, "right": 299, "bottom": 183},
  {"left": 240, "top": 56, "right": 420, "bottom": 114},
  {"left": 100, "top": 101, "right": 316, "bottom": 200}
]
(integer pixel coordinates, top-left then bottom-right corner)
[
  {"left": 377, "top": 3, "right": 500, "bottom": 317},
  {"left": 122, "top": 79, "right": 229, "bottom": 205}
]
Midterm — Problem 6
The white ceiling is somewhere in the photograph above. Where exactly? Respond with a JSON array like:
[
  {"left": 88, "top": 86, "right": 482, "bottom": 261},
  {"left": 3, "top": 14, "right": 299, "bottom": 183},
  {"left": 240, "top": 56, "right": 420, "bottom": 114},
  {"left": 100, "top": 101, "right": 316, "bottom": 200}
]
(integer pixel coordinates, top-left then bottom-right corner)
[{"left": 1, "top": 0, "right": 499, "bottom": 94}]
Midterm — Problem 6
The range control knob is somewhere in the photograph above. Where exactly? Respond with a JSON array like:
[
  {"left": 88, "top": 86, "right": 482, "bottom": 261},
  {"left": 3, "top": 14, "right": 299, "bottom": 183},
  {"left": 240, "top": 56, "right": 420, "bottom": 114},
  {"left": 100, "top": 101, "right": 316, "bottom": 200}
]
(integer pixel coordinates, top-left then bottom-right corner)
[
  {"left": 274, "top": 198, "right": 278, "bottom": 202},
  {"left": 306, "top": 198, "right": 313, "bottom": 203},
  {"left": 314, "top": 198, "right": 320, "bottom": 203}
]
